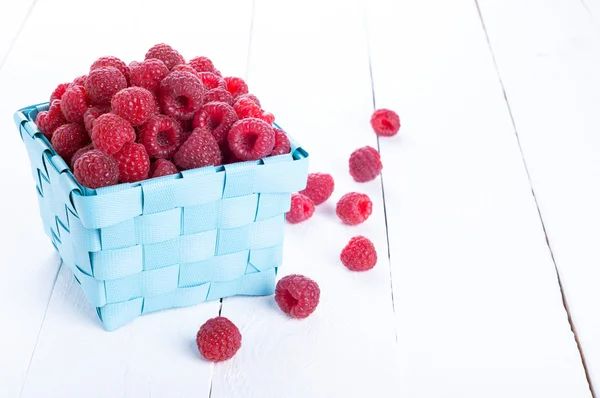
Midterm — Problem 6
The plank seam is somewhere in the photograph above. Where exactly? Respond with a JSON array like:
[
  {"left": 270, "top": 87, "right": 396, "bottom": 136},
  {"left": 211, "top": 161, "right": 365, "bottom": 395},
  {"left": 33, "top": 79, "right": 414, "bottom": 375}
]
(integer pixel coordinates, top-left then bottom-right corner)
[{"left": 0, "top": 0, "right": 39, "bottom": 74}]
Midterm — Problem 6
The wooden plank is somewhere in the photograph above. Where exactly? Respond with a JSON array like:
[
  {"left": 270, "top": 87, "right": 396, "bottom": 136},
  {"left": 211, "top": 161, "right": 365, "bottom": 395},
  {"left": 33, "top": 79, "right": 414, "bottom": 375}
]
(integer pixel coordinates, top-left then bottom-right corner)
[
  {"left": 367, "top": 0, "right": 592, "bottom": 396},
  {"left": 476, "top": 0, "right": 600, "bottom": 393},
  {"left": 0, "top": 0, "right": 36, "bottom": 67}
]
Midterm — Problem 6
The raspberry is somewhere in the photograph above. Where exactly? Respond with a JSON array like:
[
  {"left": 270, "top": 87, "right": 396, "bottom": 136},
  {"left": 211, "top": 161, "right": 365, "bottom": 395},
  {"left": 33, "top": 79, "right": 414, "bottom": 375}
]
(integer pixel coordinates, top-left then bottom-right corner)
[
  {"left": 138, "top": 115, "right": 182, "bottom": 159},
  {"left": 203, "top": 88, "right": 234, "bottom": 106},
  {"left": 370, "top": 109, "right": 400, "bottom": 137},
  {"left": 286, "top": 193, "right": 315, "bottom": 224},
  {"left": 150, "top": 159, "right": 179, "bottom": 178},
  {"left": 274, "top": 274, "right": 320, "bottom": 319},
  {"left": 192, "top": 101, "right": 238, "bottom": 145},
  {"left": 159, "top": 71, "right": 204, "bottom": 120},
  {"left": 61, "top": 85, "right": 88, "bottom": 123},
  {"left": 236, "top": 93, "right": 261, "bottom": 107},
  {"left": 223, "top": 76, "right": 248, "bottom": 98},
  {"left": 227, "top": 118, "right": 275, "bottom": 160},
  {"left": 49, "top": 83, "right": 69, "bottom": 103},
  {"left": 198, "top": 72, "right": 225, "bottom": 90},
  {"left": 90, "top": 56, "right": 131, "bottom": 83},
  {"left": 112, "top": 142, "right": 151, "bottom": 183},
  {"left": 69, "top": 75, "right": 87, "bottom": 88},
  {"left": 84, "top": 66, "right": 127, "bottom": 105},
  {"left": 173, "top": 128, "right": 222, "bottom": 170},
  {"left": 73, "top": 149, "right": 119, "bottom": 189},
  {"left": 270, "top": 128, "right": 291, "bottom": 156},
  {"left": 261, "top": 112, "right": 275, "bottom": 125},
  {"left": 70, "top": 143, "right": 94, "bottom": 168},
  {"left": 51, "top": 123, "right": 89, "bottom": 163},
  {"left": 111, "top": 87, "right": 156, "bottom": 126},
  {"left": 340, "top": 236, "right": 377, "bottom": 271},
  {"left": 196, "top": 317, "right": 242, "bottom": 362},
  {"left": 145, "top": 43, "right": 185, "bottom": 70},
  {"left": 299, "top": 173, "right": 334, "bottom": 205},
  {"left": 36, "top": 100, "right": 67, "bottom": 139},
  {"left": 349, "top": 146, "right": 382, "bottom": 182},
  {"left": 336, "top": 192, "right": 372, "bottom": 225},
  {"left": 171, "top": 64, "right": 200, "bottom": 78},
  {"left": 233, "top": 97, "right": 262, "bottom": 119},
  {"left": 189, "top": 56, "right": 215, "bottom": 73},
  {"left": 130, "top": 59, "right": 170, "bottom": 94},
  {"left": 83, "top": 105, "right": 111, "bottom": 136},
  {"left": 91, "top": 113, "right": 136, "bottom": 155}
]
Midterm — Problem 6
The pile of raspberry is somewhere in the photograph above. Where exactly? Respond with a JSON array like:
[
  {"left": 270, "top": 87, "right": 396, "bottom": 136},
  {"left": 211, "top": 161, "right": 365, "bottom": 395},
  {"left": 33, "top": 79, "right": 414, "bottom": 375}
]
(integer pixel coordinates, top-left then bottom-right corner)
[{"left": 36, "top": 43, "right": 290, "bottom": 189}]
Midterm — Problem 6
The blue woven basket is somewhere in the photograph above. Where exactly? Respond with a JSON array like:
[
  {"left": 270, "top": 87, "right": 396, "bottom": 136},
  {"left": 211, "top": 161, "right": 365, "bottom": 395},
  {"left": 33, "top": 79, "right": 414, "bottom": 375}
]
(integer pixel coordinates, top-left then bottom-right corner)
[{"left": 14, "top": 103, "right": 309, "bottom": 331}]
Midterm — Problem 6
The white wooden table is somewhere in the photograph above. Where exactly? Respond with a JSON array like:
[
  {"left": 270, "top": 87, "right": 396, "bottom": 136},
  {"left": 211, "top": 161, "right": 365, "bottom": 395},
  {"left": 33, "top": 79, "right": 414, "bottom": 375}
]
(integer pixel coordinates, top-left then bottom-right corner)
[{"left": 1, "top": 0, "right": 599, "bottom": 396}]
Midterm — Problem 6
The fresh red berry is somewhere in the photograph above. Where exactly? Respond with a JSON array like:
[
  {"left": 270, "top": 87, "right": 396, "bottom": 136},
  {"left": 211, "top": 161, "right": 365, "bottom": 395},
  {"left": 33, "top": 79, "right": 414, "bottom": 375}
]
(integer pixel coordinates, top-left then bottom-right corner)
[
  {"left": 336, "top": 192, "right": 373, "bottom": 225},
  {"left": 145, "top": 43, "right": 185, "bottom": 70},
  {"left": 112, "top": 142, "right": 151, "bottom": 183},
  {"left": 73, "top": 149, "right": 119, "bottom": 189},
  {"left": 196, "top": 317, "right": 242, "bottom": 362},
  {"left": 90, "top": 56, "right": 131, "bottom": 84},
  {"left": 233, "top": 97, "right": 262, "bottom": 119},
  {"left": 349, "top": 146, "right": 382, "bottom": 182},
  {"left": 275, "top": 274, "right": 320, "bottom": 319},
  {"left": 227, "top": 118, "right": 275, "bottom": 161},
  {"left": 69, "top": 75, "right": 87, "bottom": 88},
  {"left": 83, "top": 105, "right": 111, "bottom": 136},
  {"left": 130, "top": 59, "right": 170, "bottom": 94},
  {"left": 286, "top": 193, "right": 315, "bottom": 224},
  {"left": 270, "top": 128, "right": 291, "bottom": 156},
  {"left": 138, "top": 115, "right": 182, "bottom": 159},
  {"left": 36, "top": 100, "right": 67, "bottom": 139},
  {"left": 198, "top": 72, "right": 225, "bottom": 90},
  {"left": 223, "top": 76, "right": 248, "bottom": 98},
  {"left": 49, "top": 83, "right": 69, "bottom": 103},
  {"left": 150, "top": 159, "right": 179, "bottom": 178},
  {"left": 189, "top": 56, "right": 216, "bottom": 73},
  {"left": 51, "top": 123, "right": 89, "bottom": 163},
  {"left": 171, "top": 64, "right": 200, "bottom": 78},
  {"left": 236, "top": 93, "right": 261, "bottom": 107},
  {"left": 70, "top": 143, "right": 94, "bottom": 168},
  {"left": 173, "top": 128, "right": 222, "bottom": 170},
  {"left": 84, "top": 66, "right": 127, "bottom": 105},
  {"left": 299, "top": 173, "right": 334, "bottom": 205},
  {"left": 370, "top": 108, "right": 400, "bottom": 137},
  {"left": 61, "top": 86, "right": 88, "bottom": 123},
  {"left": 340, "top": 236, "right": 377, "bottom": 271},
  {"left": 111, "top": 87, "right": 157, "bottom": 126},
  {"left": 203, "top": 88, "right": 234, "bottom": 106},
  {"left": 261, "top": 112, "right": 275, "bottom": 125},
  {"left": 192, "top": 101, "right": 238, "bottom": 145},
  {"left": 159, "top": 71, "right": 204, "bottom": 120},
  {"left": 91, "top": 113, "right": 136, "bottom": 155}
]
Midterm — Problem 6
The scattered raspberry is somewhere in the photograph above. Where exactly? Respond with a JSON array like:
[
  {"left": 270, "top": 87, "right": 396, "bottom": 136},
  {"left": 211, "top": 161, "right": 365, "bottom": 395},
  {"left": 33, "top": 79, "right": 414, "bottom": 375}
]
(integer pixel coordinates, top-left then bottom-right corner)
[
  {"left": 340, "top": 236, "right": 377, "bottom": 271},
  {"left": 299, "top": 173, "right": 334, "bottom": 205},
  {"left": 49, "top": 83, "right": 69, "bottom": 103},
  {"left": 236, "top": 93, "right": 261, "bottom": 107},
  {"left": 189, "top": 56, "right": 216, "bottom": 73},
  {"left": 70, "top": 143, "right": 94, "bottom": 168},
  {"left": 90, "top": 56, "right": 131, "bottom": 83},
  {"left": 159, "top": 71, "right": 205, "bottom": 120},
  {"left": 61, "top": 85, "right": 88, "bottom": 123},
  {"left": 270, "top": 128, "right": 291, "bottom": 156},
  {"left": 83, "top": 105, "right": 111, "bottom": 136},
  {"left": 261, "top": 112, "right": 275, "bottom": 125},
  {"left": 69, "top": 75, "right": 87, "bottom": 88},
  {"left": 198, "top": 72, "right": 225, "bottom": 90},
  {"left": 336, "top": 192, "right": 373, "bottom": 225},
  {"left": 145, "top": 43, "right": 185, "bottom": 70},
  {"left": 84, "top": 66, "right": 127, "bottom": 105},
  {"left": 91, "top": 113, "right": 136, "bottom": 155},
  {"left": 192, "top": 101, "right": 238, "bottom": 144},
  {"left": 203, "top": 88, "right": 234, "bottom": 106},
  {"left": 112, "top": 142, "right": 151, "bottom": 183},
  {"left": 171, "top": 64, "right": 200, "bottom": 78},
  {"left": 227, "top": 118, "right": 275, "bottom": 160},
  {"left": 130, "top": 59, "right": 170, "bottom": 94},
  {"left": 36, "top": 100, "right": 67, "bottom": 139},
  {"left": 223, "top": 76, "right": 248, "bottom": 98},
  {"left": 370, "top": 108, "right": 400, "bottom": 137},
  {"left": 349, "top": 146, "right": 382, "bottom": 182},
  {"left": 51, "top": 123, "right": 90, "bottom": 163},
  {"left": 173, "top": 128, "right": 222, "bottom": 170},
  {"left": 149, "top": 159, "right": 179, "bottom": 178},
  {"left": 73, "top": 149, "right": 119, "bottom": 189},
  {"left": 286, "top": 193, "right": 315, "bottom": 224},
  {"left": 274, "top": 274, "right": 320, "bottom": 319},
  {"left": 138, "top": 114, "right": 182, "bottom": 159},
  {"left": 196, "top": 317, "right": 242, "bottom": 362},
  {"left": 111, "top": 87, "right": 157, "bottom": 126},
  {"left": 233, "top": 97, "right": 262, "bottom": 119}
]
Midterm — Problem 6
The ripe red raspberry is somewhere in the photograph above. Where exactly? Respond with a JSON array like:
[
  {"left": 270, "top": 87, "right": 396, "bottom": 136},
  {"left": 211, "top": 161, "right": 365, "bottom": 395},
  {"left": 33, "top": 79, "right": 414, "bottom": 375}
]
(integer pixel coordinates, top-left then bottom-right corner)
[
  {"left": 112, "top": 142, "right": 151, "bottom": 183},
  {"left": 83, "top": 105, "right": 111, "bottom": 136},
  {"left": 203, "top": 88, "right": 234, "bottom": 106},
  {"left": 69, "top": 75, "right": 87, "bottom": 88},
  {"left": 70, "top": 143, "right": 94, "bottom": 168},
  {"left": 130, "top": 59, "right": 170, "bottom": 94},
  {"left": 145, "top": 43, "right": 185, "bottom": 70},
  {"left": 299, "top": 173, "right": 334, "bottom": 205},
  {"left": 286, "top": 193, "right": 315, "bottom": 224},
  {"left": 91, "top": 113, "right": 136, "bottom": 155},
  {"left": 223, "top": 76, "right": 248, "bottom": 98},
  {"left": 159, "top": 71, "right": 205, "bottom": 120},
  {"left": 173, "top": 128, "right": 222, "bottom": 170},
  {"left": 192, "top": 101, "right": 238, "bottom": 145},
  {"left": 111, "top": 87, "right": 157, "bottom": 126},
  {"left": 261, "top": 112, "right": 275, "bottom": 125},
  {"left": 274, "top": 274, "right": 320, "bottom": 319},
  {"left": 340, "top": 236, "right": 377, "bottom": 271},
  {"left": 227, "top": 118, "right": 275, "bottom": 161},
  {"left": 36, "top": 100, "right": 67, "bottom": 139},
  {"left": 196, "top": 317, "right": 242, "bottom": 362},
  {"left": 189, "top": 56, "right": 216, "bottom": 73},
  {"left": 270, "top": 128, "right": 291, "bottom": 156},
  {"left": 51, "top": 123, "right": 90, "bottom": 163},
  {"left": 171, "top": 64, "right": 200, "bottom": 78},
  {"left": 233, "top": 97, "right": 262, "bottom": 119},
  {"left": 138, "top": 115, "right": 182, "bottom": 159},
  {"left": 150, "top": 159, "right": 179, "bottom": 178},
  {"left": 336, "top": 192, "right": 373, "bottom": 225},
  {"left": 61, "top": 85, "right": 88, "bottom": 123},
  {"left": 349, "top": 146, "right": 382, "bottom": 182},
  {"left": 370, "top": 108, "right": 400, "bottom": 137},
  {"left": 84, "top": 66, "right": 127, "bottom": 105},
  {"left": 49, "top": 82, "right": 69, "bottom": 103},
  {"left": 198, "top": 72, "right": 225, "bottom": 90},
  {"left": 236, "top": 93, "right": 261, "bottom": 107},
  {"left": 73, "top": 149, "right": 119, "bottom": 189},
  {"left": 91, "top": 56, "right": 130, "bottom": 82}
]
